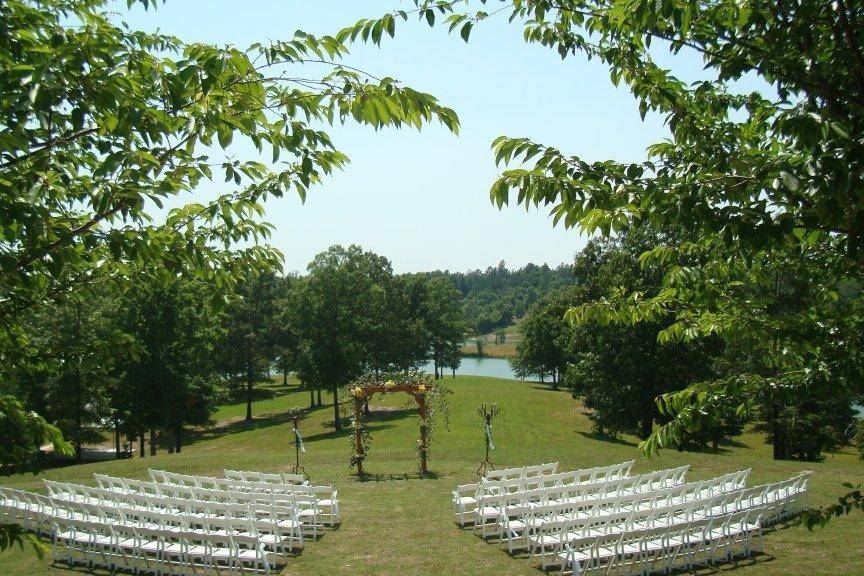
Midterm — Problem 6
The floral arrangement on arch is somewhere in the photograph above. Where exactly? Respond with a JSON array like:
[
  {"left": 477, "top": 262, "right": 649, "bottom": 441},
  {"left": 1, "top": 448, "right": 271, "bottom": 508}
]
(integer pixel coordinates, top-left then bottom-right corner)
[{"left": 348, "top": 369, "right": 450, "bottom": 476}]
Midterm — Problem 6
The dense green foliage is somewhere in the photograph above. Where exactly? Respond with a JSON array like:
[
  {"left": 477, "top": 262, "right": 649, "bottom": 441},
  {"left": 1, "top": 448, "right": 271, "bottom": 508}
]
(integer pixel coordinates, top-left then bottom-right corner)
[
  {"left": 0, "top": 0, "right": 457, "bottom": 556},
  {"left": 116, "top": 276, "right": 222, "bottom": 454},
  {"left": 510, "top": 289, "right": 575, "bottom": 386},
  {"left": 397, "top": 0, "right": 864, "bottom": 519},
  {"left": 0, "top": 395, "right": 70, "bottom": 557},
  {"left": 215, "top": 271, "right": 282, "bottom": 422},
  {"left": 512, "top": 226, "right": 738, "bottom": 447},
  {"left": 292, "top": 246, "right": 465, "bottom": 429},
  {"left": 12, "top": 293, "right": 128, "bottom": 462},
  {"left": 409, "top": 261, "right": 573, "bottom": 334}
]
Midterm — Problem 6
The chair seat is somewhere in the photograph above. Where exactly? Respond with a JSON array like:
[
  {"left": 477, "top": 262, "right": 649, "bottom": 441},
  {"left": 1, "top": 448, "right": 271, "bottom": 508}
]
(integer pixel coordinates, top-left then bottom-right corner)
[
  {"left": 504, "top": 519, "right": 526, "bottom": 531},
  {"left": 209, "top": 546, "right": 235, "bottom": 560},
  {"left": 475, "top": 506, "right": 501, "bottom": 519},
  {"left": 139, "top": 540, "right": 161, "bottom": 552},
  {"left": 56, "top": 531, "right": 83, "bottom": 543},
  {"left": 558, "top": 549, "right": 592, "bottom": 562},
  {"left": 528, "top": 534, "right": 565, "bottom": 547},
  {"left": 236, "top": 548, "right": 261, "bottom": 560}
]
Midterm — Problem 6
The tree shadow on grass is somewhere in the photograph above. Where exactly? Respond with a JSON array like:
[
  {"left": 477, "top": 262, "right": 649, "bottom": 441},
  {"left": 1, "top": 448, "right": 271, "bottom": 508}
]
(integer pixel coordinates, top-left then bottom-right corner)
[
  {"left": 364, "top": 405, "right": 420, "bottom": 421},
  {"left": 354, "top": 470, "right": 441, "bottom": 483},
  {"left": 666, "top": 552, "right": 775, "bottom": 574},
  {"left": 186, "top": 411, "right": 393, "bottom": 447},
  {"left": 185, "top": 411, "right": 297, "bottom": 446},
  {"left": 528, "top": 381, "right": 567, "bottom": 393},
  {"left": 575, "top": 430, "right": 638, "bottom": 448},
  {"left": 667, "top": 436, "right": 750, "bottom": 456},
  {"left": 300, "top": 421, "right": 396, "bottom": 443}
]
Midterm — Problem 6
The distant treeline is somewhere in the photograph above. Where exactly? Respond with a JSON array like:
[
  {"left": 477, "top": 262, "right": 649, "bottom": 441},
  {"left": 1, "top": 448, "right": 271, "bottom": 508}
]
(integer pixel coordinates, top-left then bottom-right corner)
[{"left": 404, "top": 261, "right": 574, "bottom": 334}]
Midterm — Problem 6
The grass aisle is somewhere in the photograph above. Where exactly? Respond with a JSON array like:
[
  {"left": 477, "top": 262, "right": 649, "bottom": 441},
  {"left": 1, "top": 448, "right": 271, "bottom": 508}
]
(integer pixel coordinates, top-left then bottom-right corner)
[{"left": 1, "top": 376, "right": 862, "bottom": 575}]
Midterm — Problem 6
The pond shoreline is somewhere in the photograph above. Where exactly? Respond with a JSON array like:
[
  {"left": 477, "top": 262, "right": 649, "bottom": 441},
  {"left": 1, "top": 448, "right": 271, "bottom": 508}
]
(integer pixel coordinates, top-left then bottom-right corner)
[{"left": 422, "top": 356, "right": 538, "bottom": 382}]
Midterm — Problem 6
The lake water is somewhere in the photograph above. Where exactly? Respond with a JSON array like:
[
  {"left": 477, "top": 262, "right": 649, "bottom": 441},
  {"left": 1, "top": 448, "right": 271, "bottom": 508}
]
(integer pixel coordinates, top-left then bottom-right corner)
[{"left": 422, "top": 357, "right": 533, "bottom": 381}]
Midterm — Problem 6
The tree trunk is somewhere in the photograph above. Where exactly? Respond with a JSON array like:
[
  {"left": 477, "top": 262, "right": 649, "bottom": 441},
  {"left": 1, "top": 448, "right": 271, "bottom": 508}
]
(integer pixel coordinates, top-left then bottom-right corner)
[
  {"left": 353, "top": 400, "right": 365, "bottom": 476},
  {"left": 772, "top": 421, "right": 788, "bottom": 460},
  {"left": 114, "top": 424, "right": 120, "bottom": 459},
  {"left": 638, "top": 416, "right": 653, "bottom": 441},
  {"left": 73, "top": 302, "right": 83, "bottom": 464},
  {"left": 363, "top": 399, "right": 370, "bottom": 416},
  {"left": 174, "top": 425, "right": 182, "bottom": 453},
  {"left": 332, "top": 384, "right": 341, "bottom": 430},
  {"left": 283, "top": 370, "right": 288, "bottom": 386},
  {"left": 245, "top": 359, "right": 254, "bottom": 422},
  {"left": 139, "top": 431, "right": 145, "bottom": 457},
  {"left": 309, "top": 387, "right": 315, "bottom": 408},
  {"left": 452, "top": 366, "right": 456, "bottom": 378},
  {"left": 149, "top": 428, "right": 157, "bottom": 456},
  {"left": 316, "top": 389, "right": 322, "bottom": 406},
  {"left": 711, "top": 428, "right": 721, "bottom": 454},
  {"left": 770, "top": 401, "right": 788, "bottom": 460},
  {"left": 551, "top": 368, "right": 559, "bottom": 391}
]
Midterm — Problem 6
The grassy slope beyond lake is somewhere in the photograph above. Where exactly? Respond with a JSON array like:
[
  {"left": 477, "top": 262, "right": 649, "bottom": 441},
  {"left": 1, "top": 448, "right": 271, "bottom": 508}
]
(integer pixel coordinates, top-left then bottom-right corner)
[{"left": 1, "top": 376, "right": 862, "bottom": 575}]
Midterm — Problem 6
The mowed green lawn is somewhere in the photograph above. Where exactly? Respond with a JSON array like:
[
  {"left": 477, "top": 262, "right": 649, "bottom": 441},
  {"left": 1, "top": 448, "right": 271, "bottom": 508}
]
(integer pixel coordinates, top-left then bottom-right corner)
[{"left": 1, "top": 376, "right": 862, "bottom": 575}]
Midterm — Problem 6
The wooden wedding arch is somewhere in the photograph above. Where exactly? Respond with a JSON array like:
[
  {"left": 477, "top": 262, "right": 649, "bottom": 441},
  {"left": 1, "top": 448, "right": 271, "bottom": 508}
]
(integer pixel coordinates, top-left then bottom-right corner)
[{"left": 348, "top": 372, "right": 447, "bottom": 477}]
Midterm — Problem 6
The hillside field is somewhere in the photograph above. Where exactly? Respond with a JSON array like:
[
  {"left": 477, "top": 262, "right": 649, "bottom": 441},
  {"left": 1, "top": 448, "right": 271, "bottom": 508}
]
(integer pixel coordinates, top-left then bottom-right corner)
[
  {"left": 462, "top": 321, "right": 524, "bottom": 359},
  {"left": 1, "top": 376, "right": 862, "bottom": 575}
]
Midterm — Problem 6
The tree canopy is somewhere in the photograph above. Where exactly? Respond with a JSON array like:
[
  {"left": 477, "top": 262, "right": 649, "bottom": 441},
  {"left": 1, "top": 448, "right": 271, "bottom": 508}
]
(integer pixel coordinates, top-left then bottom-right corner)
[
  {"left": 0, "top": 0, "right": 459, "bottom": 555},
  {"left": 403, "top": 0, "right": 864, "bottom": 522}
]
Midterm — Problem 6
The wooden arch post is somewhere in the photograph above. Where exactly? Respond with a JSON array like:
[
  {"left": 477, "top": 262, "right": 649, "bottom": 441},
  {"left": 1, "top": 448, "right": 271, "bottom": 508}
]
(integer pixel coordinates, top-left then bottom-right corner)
[
  {"left": 415, "top": 392, "right": 429, "bottom": 477},
  {"left": 350, "top": 379, "right": 435, "bottom": 477},
  {"left": 353, "top": 396, "right": 366, "bottom": 476}
]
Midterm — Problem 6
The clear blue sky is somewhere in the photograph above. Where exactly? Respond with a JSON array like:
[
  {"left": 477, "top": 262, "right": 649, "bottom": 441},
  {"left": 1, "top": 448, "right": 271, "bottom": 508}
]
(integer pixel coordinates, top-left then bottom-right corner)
[{"left": 118, "top": 1, "right": 705, "bottom": 275}]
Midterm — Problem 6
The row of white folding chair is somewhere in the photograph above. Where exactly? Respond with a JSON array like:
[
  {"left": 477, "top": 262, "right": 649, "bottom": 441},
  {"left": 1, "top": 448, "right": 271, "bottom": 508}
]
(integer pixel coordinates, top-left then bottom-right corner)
[
  {"left": 472, "top": 465, "right": 690, "bottom": 536},
  {"left": 224, "top": 469, "right": 308, "bottom": 485},
  {"left": 526, "top": 473, "right": 810, "bottom": 567},
  {"left": 484, "top": 460, "right": 635, "bottom": 496},
  {"left": 53, "top": 495, "right": 298, "bottom": 558},
  {"left": 728, "top": 472, "right": 812, "bottom": 525},
  {"left": 502, "top": 468, "right": 806, "bottom": 555},
  {"left": 558, "top": 507, "right": 765, "bottom": 575},
  {"left": 483, "top": 462, "right": 559, "bottom": 481},
  {"left": 526, "top": 488, "right": 762, "bottom": 566},
  {"left": 99, "top": 476, "right": 329, "bottom": 534},
  {"left": 147, "top": 471, "right": 341, "bottom": 525},
  {"left": 152, "top": 469, "right": 318, "bottom": 495},
  {"left": 497, "top": 471, "right": 750, "bottom": 555},
  {"left": 1, "top": 488, "right": 285, "bottom": 573},
  {"left": 621, "top": 468, "right": 751, "bottom": 512},
  {"left": 452, "top": 460, "right": 634, "bottom": 525},
  {"left": 44, "top": 480, "right": 307, "bottom": 543},
  {"left": 0, "top": 487, "right": 57, "bottom": 535},
  {"left": 150, "top": 468, "right": 297, "bottom": 493},
  {"left": 52, "top": 512, "right": 274, "bottom": 575},
  {"left": 91, "top": 475, "right": 329, "bottom": 532},
  {"left": 512, "top": 469, "right": 751, "bottom": 537},
  {"left": 483, "top": 460, "right": 636, "bottom": 496}
]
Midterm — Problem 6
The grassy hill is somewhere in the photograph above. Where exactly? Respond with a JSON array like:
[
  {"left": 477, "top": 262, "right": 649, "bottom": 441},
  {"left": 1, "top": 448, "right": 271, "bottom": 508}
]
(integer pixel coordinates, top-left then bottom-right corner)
[
  {"left": 1, "top": 376, "right": 862, "bottom": 575},
  {"left": 461, "top": 320, "right": 524, "bottom": 359}
]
